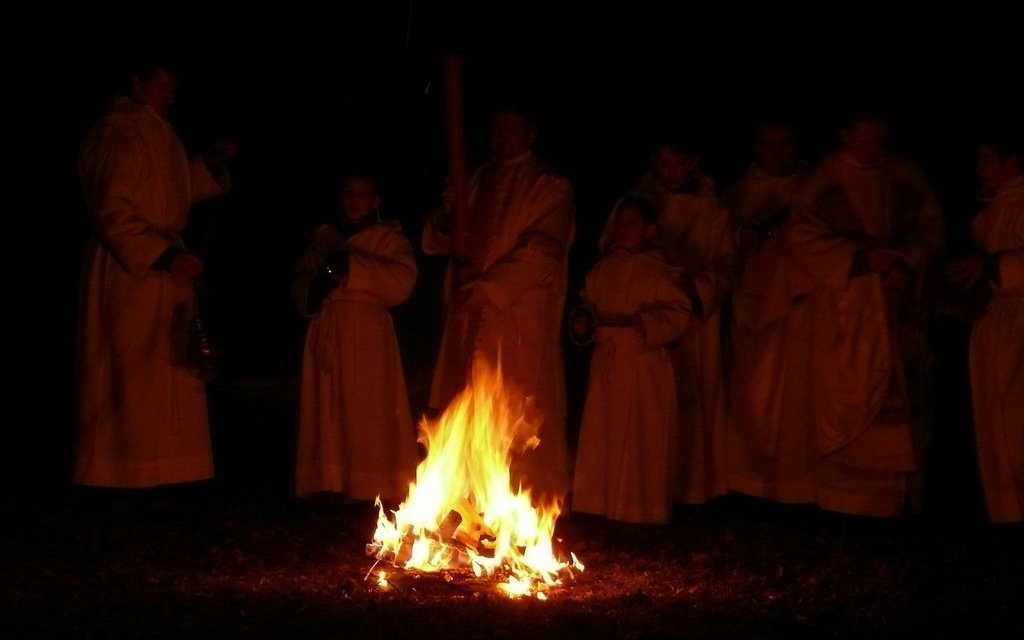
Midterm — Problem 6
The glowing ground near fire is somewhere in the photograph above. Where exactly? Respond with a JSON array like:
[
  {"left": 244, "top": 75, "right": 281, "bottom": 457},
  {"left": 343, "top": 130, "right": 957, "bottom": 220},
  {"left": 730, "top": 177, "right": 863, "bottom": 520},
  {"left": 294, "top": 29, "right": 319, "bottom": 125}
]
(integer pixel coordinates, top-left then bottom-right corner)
[{"left": 367, "top": 360, "right": 584, "bottom": 597}]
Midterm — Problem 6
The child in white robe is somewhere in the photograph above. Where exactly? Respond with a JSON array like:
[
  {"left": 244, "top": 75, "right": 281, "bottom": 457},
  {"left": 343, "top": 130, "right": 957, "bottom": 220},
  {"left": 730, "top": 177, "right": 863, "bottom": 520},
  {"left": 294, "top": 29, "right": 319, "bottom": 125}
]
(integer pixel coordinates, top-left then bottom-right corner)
[
  {"left": 291, "top": 169, "right": 420, "bottom": 503},
  {"left": 571, "top": 197, "right": 692, "bottom": 523}
]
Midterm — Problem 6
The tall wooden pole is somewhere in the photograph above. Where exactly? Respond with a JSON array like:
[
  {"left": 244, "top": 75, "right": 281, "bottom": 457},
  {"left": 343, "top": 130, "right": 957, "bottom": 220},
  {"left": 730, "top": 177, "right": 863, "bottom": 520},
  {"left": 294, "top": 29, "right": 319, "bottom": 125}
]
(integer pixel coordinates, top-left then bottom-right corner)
[
  {"left": 439, "top": 53, "right": 477, "bottom": 399},
  {"left": 443, "top": 53, "right": 469, "bottom": 279}
]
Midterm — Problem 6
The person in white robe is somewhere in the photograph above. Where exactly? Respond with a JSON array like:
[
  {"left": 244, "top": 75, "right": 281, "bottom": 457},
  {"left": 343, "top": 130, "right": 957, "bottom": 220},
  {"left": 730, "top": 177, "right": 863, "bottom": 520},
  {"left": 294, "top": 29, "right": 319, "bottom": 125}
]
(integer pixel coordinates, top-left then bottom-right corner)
[
  {"left": 422, "top": 104, "right": 575, "bottom": 505},
  {"left": 74, "top": 62, "right": 235, "bottom": 488},
  {"left": 600, "top": 136, "right": 737, "bottom": 505},
  {"left": 571, "top": 197, "right": 691, "bottom": 524},
  {"left": 291, "top": 170, "right": 420, "bottom": 502},
  {"left": 724, "top": 119, "right": 817, "bottom": 504},
  {"left": 769, "top": 110, "right": 946, "bottom": 517},
  {"left": 947, "top": 130, "right": 1023, "bottom": 523}
]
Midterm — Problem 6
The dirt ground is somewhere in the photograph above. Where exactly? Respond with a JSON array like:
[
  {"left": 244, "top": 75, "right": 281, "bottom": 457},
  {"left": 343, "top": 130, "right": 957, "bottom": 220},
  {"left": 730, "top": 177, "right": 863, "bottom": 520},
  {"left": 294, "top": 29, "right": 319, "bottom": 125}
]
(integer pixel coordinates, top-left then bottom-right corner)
[
  {"left": 4, "top": 362, "right": 1022, "bottom": 640},
  {"left": 9, "top": 256, "right": 1021, "bottom": 639},
  {"left": 3, "top": 474, "right": 1021, "bottom": 640}
]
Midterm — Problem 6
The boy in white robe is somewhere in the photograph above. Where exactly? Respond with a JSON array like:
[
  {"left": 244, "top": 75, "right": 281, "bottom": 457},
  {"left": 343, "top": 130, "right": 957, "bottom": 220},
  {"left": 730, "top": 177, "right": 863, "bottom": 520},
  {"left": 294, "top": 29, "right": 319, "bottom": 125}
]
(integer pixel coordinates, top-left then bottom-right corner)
[
  {"left": 572, "top": 197, "right": 691, "bottom": 523},
  {"left": 291, "top": 170, "right": 420, "bottom": 502},
  {"left": 600, "top": 136, "right": 737, "bottom": 505}
]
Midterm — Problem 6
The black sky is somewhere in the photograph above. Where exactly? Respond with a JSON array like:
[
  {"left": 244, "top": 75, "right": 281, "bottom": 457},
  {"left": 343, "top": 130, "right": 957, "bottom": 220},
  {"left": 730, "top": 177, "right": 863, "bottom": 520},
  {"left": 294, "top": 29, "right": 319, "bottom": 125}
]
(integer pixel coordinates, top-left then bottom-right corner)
[
  {"left": 55, "top": 3, "right": 1021, "bottom": 204},
  {"left": 51, "top": 1, "right": 1022, "bottom": 291}
]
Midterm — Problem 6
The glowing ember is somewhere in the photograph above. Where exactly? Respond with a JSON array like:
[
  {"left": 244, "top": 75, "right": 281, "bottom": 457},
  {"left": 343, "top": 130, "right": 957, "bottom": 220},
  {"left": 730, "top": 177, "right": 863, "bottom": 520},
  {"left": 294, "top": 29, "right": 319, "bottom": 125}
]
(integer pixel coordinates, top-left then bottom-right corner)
[{"left": 368, "top": 358, "right": 584, "bottom": 597}]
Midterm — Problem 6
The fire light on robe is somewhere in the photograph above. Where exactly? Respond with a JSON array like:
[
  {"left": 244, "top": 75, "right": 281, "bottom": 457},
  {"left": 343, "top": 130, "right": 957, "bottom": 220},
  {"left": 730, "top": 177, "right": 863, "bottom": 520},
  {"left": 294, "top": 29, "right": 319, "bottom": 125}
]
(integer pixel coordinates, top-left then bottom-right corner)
[{"left": 369, "top": 358, "right": 583, "bottom": 597}]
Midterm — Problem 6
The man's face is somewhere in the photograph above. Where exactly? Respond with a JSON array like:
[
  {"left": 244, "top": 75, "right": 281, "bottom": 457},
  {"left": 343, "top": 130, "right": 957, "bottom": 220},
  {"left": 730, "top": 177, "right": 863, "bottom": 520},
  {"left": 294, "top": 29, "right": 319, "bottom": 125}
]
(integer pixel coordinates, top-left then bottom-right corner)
[
  {"left": 651, "top": 146, "right": 698, "bottom": 192},
  {"left": 489, "top": 112, "right": 535, "bottom": 161},
  {"left": 840, "top": 120, "right": 888, "bottom": 165},
  {"left": 132, "top": 67, "right": 177, "bottom": 117},
  {"left": 755, "top": 126, "right": 798, "bottom": 177}
]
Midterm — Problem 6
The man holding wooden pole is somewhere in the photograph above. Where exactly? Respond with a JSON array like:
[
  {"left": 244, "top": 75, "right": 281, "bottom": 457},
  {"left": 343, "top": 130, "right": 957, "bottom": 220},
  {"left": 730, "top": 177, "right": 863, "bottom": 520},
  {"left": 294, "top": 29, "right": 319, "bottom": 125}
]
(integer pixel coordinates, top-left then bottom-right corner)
[{"left": 422, "top": 55, "right": 576, "bottom": 506}]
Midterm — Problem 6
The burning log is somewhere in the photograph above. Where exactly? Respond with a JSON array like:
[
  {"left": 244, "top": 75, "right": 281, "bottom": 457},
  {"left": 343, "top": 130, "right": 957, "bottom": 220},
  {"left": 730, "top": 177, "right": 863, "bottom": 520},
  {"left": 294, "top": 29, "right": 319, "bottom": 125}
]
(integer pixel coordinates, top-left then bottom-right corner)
[
  {"left": 367, "top": 498, "right": 496, "bottom": 570},
  {"left": 367, "top": 360, "right": 584, "bottom": 597},
  {"left": 366, "top": 530, "right": 475, "bottom": 571},
  {"left": 449, "top": 497, "right": 497, "bottom": 556}
]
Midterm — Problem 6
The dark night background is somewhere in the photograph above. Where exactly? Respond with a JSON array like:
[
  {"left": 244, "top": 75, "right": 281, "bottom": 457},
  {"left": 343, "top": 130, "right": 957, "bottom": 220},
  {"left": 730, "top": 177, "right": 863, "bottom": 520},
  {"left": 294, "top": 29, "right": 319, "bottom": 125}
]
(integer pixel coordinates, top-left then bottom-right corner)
[{"left": 15, "top": 3, "right": 1022, "bottom": 506}]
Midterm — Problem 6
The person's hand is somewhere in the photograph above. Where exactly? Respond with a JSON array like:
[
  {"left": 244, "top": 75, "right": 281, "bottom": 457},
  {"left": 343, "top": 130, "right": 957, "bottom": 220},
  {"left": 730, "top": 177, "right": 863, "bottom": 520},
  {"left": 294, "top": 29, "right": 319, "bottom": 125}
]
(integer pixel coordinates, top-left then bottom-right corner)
[
  {"left": 455, "top": 282, "right": 488, "bottom": 318},
  {"left": 436, "top": 211, "right": 455, "bottom": 236},
  {"left": 306, "top": 270, "right": 341, "bottom": 314},
  {"left": 430, "top": 178, "right": 457, "bottom": 235},
  {"left": 571, "top": 312, "right": 593, "bottom": 337},
  {"left": 324, "top": 248, "right": 349, "bottom": 277},
  {"left": 203, "top": 138, "right": 239, "bottom": 181},
  {"left": 169, "top": 252, "right": 204, "bottom": 286},
  {"left": 453, "top": 256, "right": 478, "bottom": 287}
]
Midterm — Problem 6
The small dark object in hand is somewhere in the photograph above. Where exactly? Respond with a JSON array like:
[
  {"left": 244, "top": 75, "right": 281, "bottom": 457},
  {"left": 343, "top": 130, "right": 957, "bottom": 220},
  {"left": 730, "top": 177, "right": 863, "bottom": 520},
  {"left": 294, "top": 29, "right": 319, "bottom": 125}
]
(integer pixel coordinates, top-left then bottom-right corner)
[
  {"left": 306, "top": 271, "right": 341, "bottom": 315},
  {"left": 188, "top": 315, "right": 223, "bottom": 382},
  {"left": 324, "top": 249, "right": 349, "bottom": 277}
]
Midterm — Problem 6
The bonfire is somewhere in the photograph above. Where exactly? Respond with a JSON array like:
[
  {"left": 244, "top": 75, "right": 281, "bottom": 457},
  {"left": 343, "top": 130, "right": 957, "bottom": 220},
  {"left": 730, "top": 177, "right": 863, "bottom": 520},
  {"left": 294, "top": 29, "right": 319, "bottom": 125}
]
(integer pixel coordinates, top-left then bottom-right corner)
[{"left": 367, "top": 359, "right": 584, "bottom": 598}]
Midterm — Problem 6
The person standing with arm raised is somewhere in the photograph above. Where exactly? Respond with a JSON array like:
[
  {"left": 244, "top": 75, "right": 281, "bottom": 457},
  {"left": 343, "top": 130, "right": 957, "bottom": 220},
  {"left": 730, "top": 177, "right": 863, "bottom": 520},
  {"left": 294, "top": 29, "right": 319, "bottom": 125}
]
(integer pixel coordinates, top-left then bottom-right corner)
[{"left": 73, "top": 57, "right": 237, "bottom": 490}]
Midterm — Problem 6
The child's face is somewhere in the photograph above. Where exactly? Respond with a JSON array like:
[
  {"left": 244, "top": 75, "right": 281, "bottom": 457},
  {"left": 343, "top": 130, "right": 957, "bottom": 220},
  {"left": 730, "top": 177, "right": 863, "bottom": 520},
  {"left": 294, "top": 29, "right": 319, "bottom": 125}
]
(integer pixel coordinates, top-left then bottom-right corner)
[
  {"left": 339, "top": 177, "right": 379, "bottom": 220},
  {"left": 613, "top": 206, "right": 656, "bottom": 252}
]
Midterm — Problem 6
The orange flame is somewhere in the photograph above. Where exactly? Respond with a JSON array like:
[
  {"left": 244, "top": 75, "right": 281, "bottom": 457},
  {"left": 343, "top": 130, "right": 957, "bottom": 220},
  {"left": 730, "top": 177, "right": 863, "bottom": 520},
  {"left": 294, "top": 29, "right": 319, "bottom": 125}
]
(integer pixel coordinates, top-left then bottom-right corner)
[{"left": 370, "top": 358, "right": 583, "bottom": 597}]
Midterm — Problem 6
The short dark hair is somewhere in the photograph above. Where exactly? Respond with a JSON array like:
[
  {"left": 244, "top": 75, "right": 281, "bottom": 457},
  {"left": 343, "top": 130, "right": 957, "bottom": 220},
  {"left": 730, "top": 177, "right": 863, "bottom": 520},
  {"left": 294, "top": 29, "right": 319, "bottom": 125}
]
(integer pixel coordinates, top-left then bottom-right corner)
[
  {"left": 615, "top": 196, "right": 659, "bottom": 225},
  {"left": 488, "top": 100, "right": 539, "bottom": 133},
  {"left": 337, "top": 164, "right": 384, "bottom": 195},
  {"left": 122, "top": 45, "right": 182, "bottom": 86},
  {"left": 977, "top": 123, "right": 1024, "bottom": 162},
  {"left": 755, "top": 118, "right": 796, "bottom": 140},
  {"left": 646, "top": 130, "right": 703, "bottom": 159},
  {"left": 836, "top": 104, "right": 891, "bottom": 133}
]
